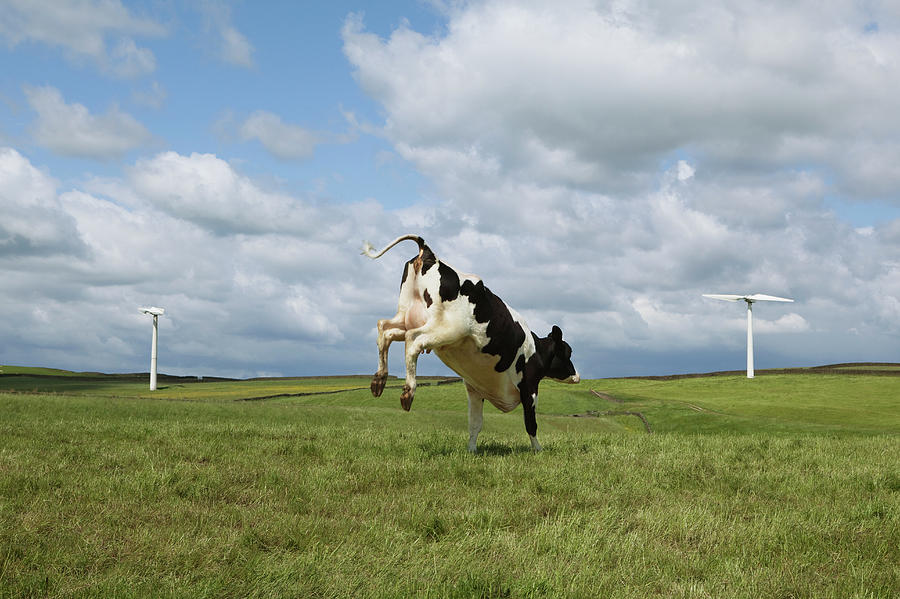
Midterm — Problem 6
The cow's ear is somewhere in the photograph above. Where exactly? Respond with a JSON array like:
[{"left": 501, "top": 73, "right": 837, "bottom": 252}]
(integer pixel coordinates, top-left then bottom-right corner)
[{"left": 550, "top": 325, "right": 563, "bottom": 342}]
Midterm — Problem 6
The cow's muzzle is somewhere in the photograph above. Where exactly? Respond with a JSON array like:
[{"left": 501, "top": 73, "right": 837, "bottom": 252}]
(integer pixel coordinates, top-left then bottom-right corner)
[{"left": 562, "top": 372, "right": 581, "bottom": 384}]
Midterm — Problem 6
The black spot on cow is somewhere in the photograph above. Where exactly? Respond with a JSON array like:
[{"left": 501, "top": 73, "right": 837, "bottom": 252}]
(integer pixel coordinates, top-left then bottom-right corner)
[
  {"left": 400, "top": 258, "right": 414, "bottom": 289},
  {"left": 420, "top": 244, "right": 437, "bottom": 275},
  {"left": 400, "top": 238, "right": 436, "bottom": 288},
  {"left": 460, "top": 279, "right": 485, "bottom": 310},
  {"left": 438, "top": 261, "right": 460, "bottom": 302},
  {"left": 460, "top": 279, "right": 526, "bottom": 373},
  {"left": 424, "top": 289, "right": 432, "bottom": 307}
]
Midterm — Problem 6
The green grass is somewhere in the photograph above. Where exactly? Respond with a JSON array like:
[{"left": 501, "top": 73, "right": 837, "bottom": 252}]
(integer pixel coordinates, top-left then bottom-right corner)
[
  {"left": 1, "top": 367, "right": 898, "bottom": 597},
  {"left": 591, "top": 374, "right": 900, "bottom": 435}
]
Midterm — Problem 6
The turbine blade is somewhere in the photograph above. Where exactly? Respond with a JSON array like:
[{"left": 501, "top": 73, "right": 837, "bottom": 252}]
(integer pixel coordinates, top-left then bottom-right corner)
[
  {"left": 746, "top": 294, "right": 794, "bottom": 302},
  {"left": 702, "top": 294, "right": 745, "bottom": 302}
]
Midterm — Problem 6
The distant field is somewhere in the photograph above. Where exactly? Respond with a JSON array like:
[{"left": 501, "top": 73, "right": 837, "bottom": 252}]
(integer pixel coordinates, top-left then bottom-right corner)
[
  {"left": 0, "top": 365, "right": 109, "bottom": 377},
  {"left": 827, "top": 363, "right": 900, "bottom": 372},
  {"left": 629, "top": 362, "right": 900, "bottom": 379},
  {"left": 1, "top": 365, "right": 898, "bottom": 597},
  {"left": 0, "top": 367, "right": 456, "bottom": 402}
]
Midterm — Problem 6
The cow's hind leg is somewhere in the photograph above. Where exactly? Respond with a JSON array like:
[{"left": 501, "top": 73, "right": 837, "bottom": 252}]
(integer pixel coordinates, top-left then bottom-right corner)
[
  {"left": 465, "top": 384, "right": 484, "bottom": 453},
  {"left": 372, "top": 313, "right": 406, "bottom": 397}
]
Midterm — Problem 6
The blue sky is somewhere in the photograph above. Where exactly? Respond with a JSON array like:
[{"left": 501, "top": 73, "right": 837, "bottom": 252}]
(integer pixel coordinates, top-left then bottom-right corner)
[
  {"left": 1, "top": 1, "right": 899, "bottom": 379},
  {"left": 1, "top": 2, "right": 437, "bottom": 206}
]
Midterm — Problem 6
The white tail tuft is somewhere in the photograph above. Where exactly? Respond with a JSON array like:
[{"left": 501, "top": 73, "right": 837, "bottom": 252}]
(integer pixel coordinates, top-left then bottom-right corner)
[
  {"left": 360, "top": 235, "right": 424, "bottom": 260},
  {"left": 360, "top": 241, "right": 377, "bottom": 258}
]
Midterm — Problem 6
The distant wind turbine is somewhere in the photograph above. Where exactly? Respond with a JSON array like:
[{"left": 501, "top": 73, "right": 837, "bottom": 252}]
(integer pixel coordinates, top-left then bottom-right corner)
[
  {"left": 702, "top": 294, "right": 794, "bottom": 378},
  {"left": 139, "top": 306, "right": 165, "bottom": 390}
]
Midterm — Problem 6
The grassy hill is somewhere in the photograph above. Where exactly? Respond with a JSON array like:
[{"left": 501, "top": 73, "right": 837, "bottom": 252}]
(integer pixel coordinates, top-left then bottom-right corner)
[{"left": 1, "top": 365, "right": 897, "bottom": 597}]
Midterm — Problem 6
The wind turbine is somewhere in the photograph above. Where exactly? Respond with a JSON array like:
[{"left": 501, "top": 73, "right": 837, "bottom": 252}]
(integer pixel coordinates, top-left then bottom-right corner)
[
  {"left": 139, "top": 306, "right": 165, "bottom": 390},
  {"left": 702, "top": 294, "right": 794, "bottom": 378}
]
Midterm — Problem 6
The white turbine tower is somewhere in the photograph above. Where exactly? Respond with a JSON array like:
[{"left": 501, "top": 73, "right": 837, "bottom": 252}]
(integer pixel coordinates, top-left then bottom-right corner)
[
  {"left": 702, "top": 294, "right": 794, "bottom": 378},
  {"left": 139, "top": 306, "right": 165, "bottom": 390}
]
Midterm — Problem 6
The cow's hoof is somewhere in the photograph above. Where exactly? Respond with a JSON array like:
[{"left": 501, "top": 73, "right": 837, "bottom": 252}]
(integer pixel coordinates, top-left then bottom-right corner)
[
  {"left": 371, "top": 373, "right": 387, "bottom": 397},
  {"left": 400, "top": 385, "right": 414, "bottom": 411}
]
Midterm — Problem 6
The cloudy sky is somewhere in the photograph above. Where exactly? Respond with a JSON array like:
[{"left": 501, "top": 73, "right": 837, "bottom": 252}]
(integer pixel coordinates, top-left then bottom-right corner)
[{"left": 1, "top": 0, "right": 898, "bottom": 379}]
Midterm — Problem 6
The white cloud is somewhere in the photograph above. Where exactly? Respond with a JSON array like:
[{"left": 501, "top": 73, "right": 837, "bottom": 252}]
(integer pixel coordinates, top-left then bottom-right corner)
[
  {"left": 0, "top": 0, "right": 164, "bottom": 76},
  {"left": 199, "top": 1, "right": 254, "bottom": 68},
  {"left": 837, "top": 141, "right": 900, "bottom": 199},
  {"left": 0, "top": 148, "right": 398, "bottom": 377},
  {"left": 220, "top": 24, "right": 254, "bottom": 68},
  {"left": 0, "top": 147, "right": 85, "bottom": 258},
  {"left": 109, "top": 37, "right": 156, "bottom": 77},
  {"left": 2, "top": 142, "right": 898, "bottom": 378},
  {"left": 343, "top": 2, "right": 900, "bottom": 200},
  {"left": 239, "top": 111, "right": 320, "bottom": 160},
  {"left": 25, "top": 85, "right": 151, "bottom": 159},
  {"left": 127, "top": 151, "right": 322, "bottom": 234},
  {"left": 677, "top": 161, "right": 695, "bottom": 182},
  {"left": 763, "top": 313, "right": 810, "bottom": 333},
  {"left": 132, "top": 81, "right": 167, "bottom": 109}
]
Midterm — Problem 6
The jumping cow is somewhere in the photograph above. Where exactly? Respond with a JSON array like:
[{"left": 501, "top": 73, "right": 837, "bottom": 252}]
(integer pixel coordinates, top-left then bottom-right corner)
[{"left": 362, "top": 234, "right": 580, "bottom": 452}]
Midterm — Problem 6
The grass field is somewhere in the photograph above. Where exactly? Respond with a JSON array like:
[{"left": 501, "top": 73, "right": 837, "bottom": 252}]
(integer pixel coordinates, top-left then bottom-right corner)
[{"left": 1, "top": 366, "right": 898, "bottom": 598}]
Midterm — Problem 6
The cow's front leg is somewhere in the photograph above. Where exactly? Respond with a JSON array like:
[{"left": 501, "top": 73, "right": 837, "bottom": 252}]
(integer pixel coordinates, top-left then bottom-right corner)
[
  {"left": 521, "top": 389, "right": 542, "bottom": 452},
  {"left": 465, "top": 384, "right": 484, "bottom": 453},
  {"left": 372, "top": 313, "right": 406, "bottom": 397}
]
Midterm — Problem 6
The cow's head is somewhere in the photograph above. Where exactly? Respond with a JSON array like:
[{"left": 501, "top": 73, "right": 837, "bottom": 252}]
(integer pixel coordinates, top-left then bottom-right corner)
[{"left": 544, "top": 325, "right": 580, "bottom": 384}]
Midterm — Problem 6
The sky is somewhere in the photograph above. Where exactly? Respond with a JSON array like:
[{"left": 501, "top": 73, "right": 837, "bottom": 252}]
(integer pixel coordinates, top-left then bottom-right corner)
[{"left": 1, "top": 0, "right": 899, "bottom": 379}]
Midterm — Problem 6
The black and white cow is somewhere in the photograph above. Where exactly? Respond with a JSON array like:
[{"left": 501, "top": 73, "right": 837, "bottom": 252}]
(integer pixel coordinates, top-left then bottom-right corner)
[{"left": 362, "top": 234, "right": 580, "bottom": 452}]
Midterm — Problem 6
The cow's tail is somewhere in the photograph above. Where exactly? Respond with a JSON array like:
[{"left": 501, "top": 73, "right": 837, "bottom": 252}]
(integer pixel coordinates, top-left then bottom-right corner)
[{"left": 361, "top": 234, "right": 426, "bottom": 260}]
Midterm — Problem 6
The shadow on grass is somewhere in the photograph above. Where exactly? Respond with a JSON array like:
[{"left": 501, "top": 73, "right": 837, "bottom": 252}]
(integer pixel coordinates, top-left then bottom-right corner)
[
  {"left": 415, "top": 437, "right": 540, "bottom": 457},
  {"left": 473, "top": 440, "right": 539, "bottom": 457}
]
